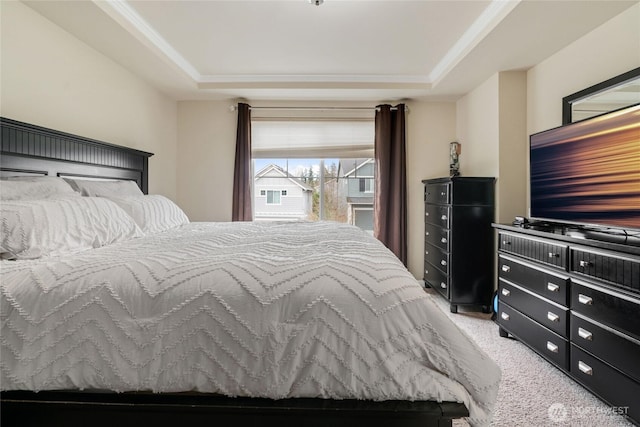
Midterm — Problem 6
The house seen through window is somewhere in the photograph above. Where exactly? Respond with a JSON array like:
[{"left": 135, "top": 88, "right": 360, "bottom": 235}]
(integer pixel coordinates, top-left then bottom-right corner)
[{"left": 252, "top": 119, "right": 375, "bottom": 233}]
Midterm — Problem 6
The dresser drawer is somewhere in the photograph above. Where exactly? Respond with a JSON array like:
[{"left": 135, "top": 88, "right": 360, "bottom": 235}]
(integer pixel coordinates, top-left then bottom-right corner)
[
  {"left": 498, "top": 232, "right": 567, "bottom": 270},
  {"left": 424, "top": 261, "right": 449, "bottom": 297},
  {"left": 571, "top": 247, "right": 640, "bottom": 293},
  {"left": 571, "top": 280, "right": 640, "bottom": 341},
  {"left": 498, "top": 303, "right": 568, "bottom": 370},
  {"left": 571, "top": 345, "right": 640, "bottom": 424},
  {"left": 499, "top": 280, "right": 568, "bottom": 338},
  {"left": 425, "top": 203, "right": 450, "bottom": 229},
  {"left": 498, "top": 254, "right": 569, "bottom": 306},
  {"left": 571, "top": 313, "right": 640, "bottom": 383},
  {"left": 424, "top": 182, "right": 450, "bottom": 205},
  {"left": 424, "top": 243, "right": 449, "bottom": 275},
  {"left": 425, "top": 222, "right": 449, "bottom": 251}
]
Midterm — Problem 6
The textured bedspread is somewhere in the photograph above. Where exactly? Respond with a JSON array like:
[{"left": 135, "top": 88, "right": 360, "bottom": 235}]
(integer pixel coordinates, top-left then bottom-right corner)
[{"left": 0, "top": 221, "right": 500, "bottom": 425}]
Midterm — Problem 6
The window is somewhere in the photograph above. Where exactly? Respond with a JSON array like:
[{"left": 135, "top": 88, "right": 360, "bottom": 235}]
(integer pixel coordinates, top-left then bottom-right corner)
[
  {"left": 359, "top": 178, "right": 373, "bottom": 193},
  {"left": 252, "top": 119, "right": 375, "bottom": 231},
  {"left": 266, "top": 190, "right": 281, "bottom": 205}
]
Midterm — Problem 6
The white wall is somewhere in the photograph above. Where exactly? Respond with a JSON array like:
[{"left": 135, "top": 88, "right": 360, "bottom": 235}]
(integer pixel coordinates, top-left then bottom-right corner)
[
  {"left": 405, "top": 101, "right": 457, "bottom": 278},
  {"left": 498, "top": 71, "right": 527, "bottom": 223},
  {"left": 0, "top": 1, "right": 178, "bottom": 198},
  {"left": 456, "top": 74, "right": 500, "bottom": 178},
  {"left": 527, "top": 3, "right": 640, "bottom": 135},
  {"left": 176, "top": 101, "right": 237, "bottom": 221}
]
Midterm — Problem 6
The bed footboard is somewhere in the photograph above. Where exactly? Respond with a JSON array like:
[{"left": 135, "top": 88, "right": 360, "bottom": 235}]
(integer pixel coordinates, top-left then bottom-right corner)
[{"left": 0, "top": 391, "right": 468, "bottom": 427}]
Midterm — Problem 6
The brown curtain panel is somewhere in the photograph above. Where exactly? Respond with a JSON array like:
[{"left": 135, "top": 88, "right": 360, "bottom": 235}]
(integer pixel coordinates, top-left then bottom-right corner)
[
  {"left": 232, "top": 103, "right": 253, "bottom": 221},
  {"left": 374, "top": 104, "right": 407, "bottom": 265}
]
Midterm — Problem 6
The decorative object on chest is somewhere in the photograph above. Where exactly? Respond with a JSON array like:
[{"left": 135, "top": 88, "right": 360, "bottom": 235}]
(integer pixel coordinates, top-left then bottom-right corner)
[
  {"left": 422, "top": 177, "right": 495, "bottom": 313},
  {"left": 494, "top": 223, "right": 640, "bottom": 425},
  {"left": 449, "top": 141, "right": 461, "bottom": 177}
]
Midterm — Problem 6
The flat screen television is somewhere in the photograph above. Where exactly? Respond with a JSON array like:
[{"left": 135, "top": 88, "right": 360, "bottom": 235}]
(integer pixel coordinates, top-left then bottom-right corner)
[{"left": 529, "top": 103, "right": 640, "bottom": 232}]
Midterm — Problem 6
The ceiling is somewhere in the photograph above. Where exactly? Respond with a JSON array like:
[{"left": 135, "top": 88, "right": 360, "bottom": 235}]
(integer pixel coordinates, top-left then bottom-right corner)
[{"left": 24, "top": 0, "right": 638, "bottom": 102}]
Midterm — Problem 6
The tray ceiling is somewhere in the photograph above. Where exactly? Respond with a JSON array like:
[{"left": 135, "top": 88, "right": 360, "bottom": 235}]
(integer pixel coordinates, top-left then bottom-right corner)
[{"left": 23, "top": 0, "right": 638, "bottom": 101}]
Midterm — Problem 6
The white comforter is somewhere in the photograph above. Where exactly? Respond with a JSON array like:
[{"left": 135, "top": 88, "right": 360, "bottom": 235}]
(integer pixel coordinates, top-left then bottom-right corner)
[{"left": 0, "top": 221, "right": 500, "bottom": 425}]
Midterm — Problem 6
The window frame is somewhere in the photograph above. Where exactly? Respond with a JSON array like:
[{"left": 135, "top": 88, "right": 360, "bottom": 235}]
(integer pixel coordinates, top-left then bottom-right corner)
[{"left": 359, "top": 178, "right": 374, "bottom": 193}]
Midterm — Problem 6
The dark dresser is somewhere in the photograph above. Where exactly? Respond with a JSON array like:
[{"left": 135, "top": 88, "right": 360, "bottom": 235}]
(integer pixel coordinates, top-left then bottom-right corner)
[
  {"left": 422, "top": 177, "right": 495, "bottom": 313},
  {"left": 494, "top": 223, "right": 640, "bottom": 424}
]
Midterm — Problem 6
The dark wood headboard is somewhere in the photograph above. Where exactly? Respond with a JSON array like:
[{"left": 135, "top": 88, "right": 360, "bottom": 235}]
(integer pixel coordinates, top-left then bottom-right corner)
[{"left": 0, "top": 117, "right": 153, "bottom": 193}]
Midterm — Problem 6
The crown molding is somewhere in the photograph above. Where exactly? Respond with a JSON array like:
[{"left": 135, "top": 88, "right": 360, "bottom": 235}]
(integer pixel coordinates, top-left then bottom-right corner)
[
  {"left": 197, "top": 74, "right": 432, "bottom": 90},
  {"left": 429, "top": 0, "right": 521, "bottom": 87},
  {"left": 92, "top": 0, "right": 200, "bottom": 81},
  {"left": 93, "top": 0, "right": 517, "bottom": 91}
]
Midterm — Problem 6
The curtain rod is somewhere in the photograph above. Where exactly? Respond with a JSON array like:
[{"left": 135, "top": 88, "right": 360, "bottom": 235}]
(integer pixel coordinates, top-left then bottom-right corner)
[{"left": 229, "top": 105, "right": 408, "bottom": 112}]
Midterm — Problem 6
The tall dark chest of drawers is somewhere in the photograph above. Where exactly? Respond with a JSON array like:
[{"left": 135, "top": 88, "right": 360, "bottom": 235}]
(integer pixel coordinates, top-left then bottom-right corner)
[
  {"left": 494, "top": 223, "right": 640, "bottom": 425},
  {"left": 422, "top": 177, "right": 495, "bottom": 313}
]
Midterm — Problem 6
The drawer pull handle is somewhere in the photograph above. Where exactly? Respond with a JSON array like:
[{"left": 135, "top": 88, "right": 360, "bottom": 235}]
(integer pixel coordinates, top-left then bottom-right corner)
[
  {"left": 502, "top": 240, "right": 511, "bottom": 246},
  {"left": 500, "top": 312, "right": 510, "bottom": 321},
  {"left": 578, "top": 361, "right": 593, "bottom": 376},
  {"left": 546, "top": 341, "right": 559, "bottom": 353},
  {"left": 578, "top": 327, "right": 593, "bottom": 341},
  {"left": 441, "top": 215, "right": 448, "bottom": 221},
  {"left": 501, "top": 265, "right": 511, "bottom": 273},
  {"left": 579, "top": 260, "right": 592, "bottom": 268},
  {"left": 440, "top": 260, "right": 447, "bottom": 266},
  {"left": 547, "top": 312, "right": 560, "bottom": 323},
  {"left": 440, "top": 282, "right": 446, "bottom": 289},
  {"left": 548, "top": 252, "right": 559, "bottom": 258},
  {"left": 501, "top": 288, "right": 511, "bottom": 297},
  {"left": 578, "top": 294, "right": 593, "bottom": 305},
  {"left": 441, "top": 237, "right": 447, "bottom": 244},
  {"left": 547, "top": 283, "right": 560, "bottom": 292}
]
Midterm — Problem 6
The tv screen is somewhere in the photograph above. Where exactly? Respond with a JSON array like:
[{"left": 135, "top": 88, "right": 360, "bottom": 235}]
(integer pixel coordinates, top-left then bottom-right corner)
[{"left": 529, "top": 103, "right": 640, "bottom": 231}]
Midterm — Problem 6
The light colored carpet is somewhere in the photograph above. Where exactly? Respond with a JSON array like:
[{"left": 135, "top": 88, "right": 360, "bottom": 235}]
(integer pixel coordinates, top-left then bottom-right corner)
[{"left": 425, "top": 288, "right": 635, "bottom": 427}]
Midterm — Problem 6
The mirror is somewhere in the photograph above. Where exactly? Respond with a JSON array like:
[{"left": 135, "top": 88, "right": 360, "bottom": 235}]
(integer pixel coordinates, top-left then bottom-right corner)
[{"left": 562, "top": 67, "right": 640, "bottom": 124}]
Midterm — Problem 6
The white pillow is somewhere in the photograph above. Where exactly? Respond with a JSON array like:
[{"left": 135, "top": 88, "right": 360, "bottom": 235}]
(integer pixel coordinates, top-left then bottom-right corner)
[
  {"left": 64, "top": 178, "right": 144, "bottom": 198},
  {"left": 1, "top": 196, "right": 143, "bottom": 260},
  {"left": 0, "top": 176, "right": 78, "bottom": 201},
  {"left": 106, "top": 195, "right": 189, "bottom": 234}
]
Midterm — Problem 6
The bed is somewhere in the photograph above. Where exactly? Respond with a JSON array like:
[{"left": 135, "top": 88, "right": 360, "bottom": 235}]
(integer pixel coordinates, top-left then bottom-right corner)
[{"left": 0, "top": 117, "right": 501, "bottom": 427}]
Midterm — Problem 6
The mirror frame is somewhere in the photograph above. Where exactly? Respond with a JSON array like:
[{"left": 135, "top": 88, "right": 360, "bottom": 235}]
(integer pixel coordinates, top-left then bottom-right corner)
[{"left": 562, "top": 66, "right": 640, "bottom": 125}]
